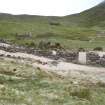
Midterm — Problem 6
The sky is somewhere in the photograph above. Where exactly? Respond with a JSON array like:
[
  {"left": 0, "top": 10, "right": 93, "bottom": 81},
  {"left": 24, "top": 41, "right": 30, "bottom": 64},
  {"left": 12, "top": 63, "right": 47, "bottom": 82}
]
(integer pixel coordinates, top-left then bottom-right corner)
[{"left": 0, "top": 0, "right": 104, "bottom": 16}]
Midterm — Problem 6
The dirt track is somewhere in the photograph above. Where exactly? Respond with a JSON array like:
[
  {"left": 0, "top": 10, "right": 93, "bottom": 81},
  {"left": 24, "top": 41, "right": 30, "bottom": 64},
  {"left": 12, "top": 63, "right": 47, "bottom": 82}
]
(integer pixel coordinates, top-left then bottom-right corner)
[{"left": 0, "top": 49, "right": 105, "bottom": 82}]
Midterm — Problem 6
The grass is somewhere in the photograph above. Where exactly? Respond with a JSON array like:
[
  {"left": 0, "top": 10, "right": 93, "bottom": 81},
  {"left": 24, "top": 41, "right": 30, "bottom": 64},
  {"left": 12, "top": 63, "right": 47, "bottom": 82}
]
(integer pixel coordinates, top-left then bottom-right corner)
[
  {"left": 0, "top": 2, "right": 105, "bottom": 50},
  {"left": 0, "top": 12, "right": 105, "bottom": 50},
  {"left": 0, "top": 2, "right": 105, "bottom": 104},
  {"left": 0, "top": 57, "right": 105, "bottom": 105}
]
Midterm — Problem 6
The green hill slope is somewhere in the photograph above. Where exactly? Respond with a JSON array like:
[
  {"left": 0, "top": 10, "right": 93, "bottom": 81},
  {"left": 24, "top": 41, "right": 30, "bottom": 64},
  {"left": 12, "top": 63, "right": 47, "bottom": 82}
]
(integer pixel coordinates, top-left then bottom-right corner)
[
  {"left": 0, "top": 1, "right": 105, "bottom": 49},
  {"left": 80, "top": 1, "right": 105, "bottom": 27},
  {"left": 63, "top": 1, "right": 105, "bottom": 27}
]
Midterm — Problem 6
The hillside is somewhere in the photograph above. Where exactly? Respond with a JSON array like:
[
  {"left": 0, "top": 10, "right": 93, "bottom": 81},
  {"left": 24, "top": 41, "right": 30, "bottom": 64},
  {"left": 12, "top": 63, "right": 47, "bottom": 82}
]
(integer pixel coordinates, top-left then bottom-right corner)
[
  {"left": 63, "top": 1, "right": 105, "bottom": 27},
  {"left": 0, "top": 1, "right": 105, "bottom": 49},
  {"left": 1, "top": 2, "right": 105, "bottom": 105},
  {"left": 80, "top": 1, "right": 105, "bottom": 27}
]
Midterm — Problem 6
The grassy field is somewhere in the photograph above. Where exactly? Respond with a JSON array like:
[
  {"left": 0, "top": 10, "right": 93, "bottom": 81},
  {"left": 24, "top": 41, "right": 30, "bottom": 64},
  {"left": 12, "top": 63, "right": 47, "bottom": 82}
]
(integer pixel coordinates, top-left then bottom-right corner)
[
  {"left": 0, "top": 11, "right": 105, "bottom": 50},
  {"left": 0, "top": 1, "right": 105, "bottom": 105},
  {"left": 0, "top": 19, "right": 103, "bottom": 50},
  {"left": 0, "top": 57, "right": 105, "bottom": 105},
  {"left": 0, "top": 2, "right": 105, "bottom": 50}
]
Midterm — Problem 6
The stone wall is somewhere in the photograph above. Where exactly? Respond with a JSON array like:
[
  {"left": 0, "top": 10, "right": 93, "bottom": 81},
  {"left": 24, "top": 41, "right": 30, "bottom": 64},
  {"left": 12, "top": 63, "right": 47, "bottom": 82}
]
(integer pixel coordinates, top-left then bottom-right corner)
[
  {"left": 87, "top": 52, "right": 105, "bottom": 66},
  {"left": 0, "top": 42, "right": 105, "bottom": 66}
]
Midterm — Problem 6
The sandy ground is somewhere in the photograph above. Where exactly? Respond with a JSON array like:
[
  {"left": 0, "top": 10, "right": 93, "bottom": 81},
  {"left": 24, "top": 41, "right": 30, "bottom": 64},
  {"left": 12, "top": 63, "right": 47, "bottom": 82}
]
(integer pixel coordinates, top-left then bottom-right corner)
[
  {"left": 0, "top": 49, "right": 105, "bottom": 83},
  {"left": 0, "top": 49, "right": 104, "bottom": 71},
  {"left": 0, "top": 41, "right": 105, "bottom": 83}
]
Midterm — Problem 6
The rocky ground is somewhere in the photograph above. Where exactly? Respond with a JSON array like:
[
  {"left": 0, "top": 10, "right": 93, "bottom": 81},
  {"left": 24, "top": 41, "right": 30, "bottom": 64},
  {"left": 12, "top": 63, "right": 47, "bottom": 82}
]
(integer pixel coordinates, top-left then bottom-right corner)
[
  {"left": 0, "top": 42, "right": 105, "bottom": 105},
  {"left": 0, "top": 56, "right": 105, "bottom": 105},
  {"left": 0, "top": 42, "right": 105, "bottom": 83},
  {"left": 0, "top": 47, "right": 105, "bottom": 83}
]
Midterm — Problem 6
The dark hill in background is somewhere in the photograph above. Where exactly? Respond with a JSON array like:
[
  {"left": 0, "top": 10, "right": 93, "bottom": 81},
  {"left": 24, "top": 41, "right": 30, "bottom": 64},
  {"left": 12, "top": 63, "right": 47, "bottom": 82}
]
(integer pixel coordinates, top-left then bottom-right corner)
[
  {"left": 81, "top": 0, "right": 105, "bottom": 26},
  {"left": 63, "top": 0, "right": 105, "bottom": 27}
]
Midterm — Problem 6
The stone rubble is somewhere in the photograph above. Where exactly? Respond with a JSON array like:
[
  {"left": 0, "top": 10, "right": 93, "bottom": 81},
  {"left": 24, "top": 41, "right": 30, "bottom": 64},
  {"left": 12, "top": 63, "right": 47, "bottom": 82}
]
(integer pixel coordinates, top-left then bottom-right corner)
[{"left": 0, "top": 41, "right": 105, "bottom": 66}]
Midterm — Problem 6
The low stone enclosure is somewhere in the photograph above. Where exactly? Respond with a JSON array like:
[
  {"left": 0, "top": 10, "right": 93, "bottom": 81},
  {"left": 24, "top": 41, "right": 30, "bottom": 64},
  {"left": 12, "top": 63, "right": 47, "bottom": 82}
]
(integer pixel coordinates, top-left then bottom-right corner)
[
  {"left": 34, "top": 50, "right": 105, "bottom": 66},
  {"left": 87, "top": 52, "right": 105, "bottom": 66},
  {"left": 0, "top": 43, "right": 105, "bottom": 66}
]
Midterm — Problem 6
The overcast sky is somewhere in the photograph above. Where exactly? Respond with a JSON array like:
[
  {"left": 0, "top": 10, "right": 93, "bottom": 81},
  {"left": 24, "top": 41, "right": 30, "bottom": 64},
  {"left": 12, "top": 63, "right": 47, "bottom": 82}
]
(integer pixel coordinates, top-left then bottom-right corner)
[{"left": 0, "top": 0, "right": 103, "bottom": 16}]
